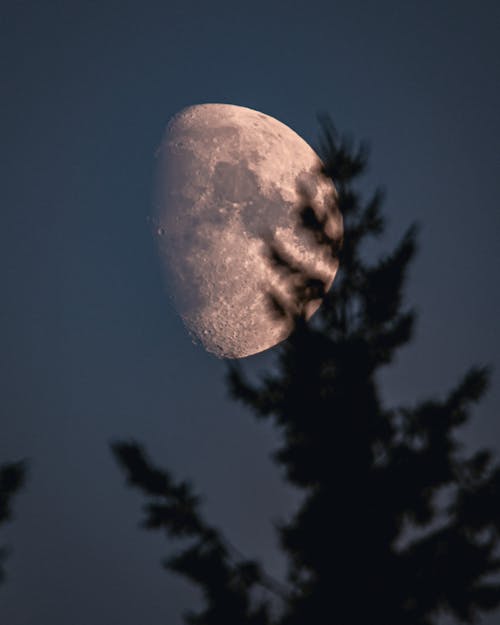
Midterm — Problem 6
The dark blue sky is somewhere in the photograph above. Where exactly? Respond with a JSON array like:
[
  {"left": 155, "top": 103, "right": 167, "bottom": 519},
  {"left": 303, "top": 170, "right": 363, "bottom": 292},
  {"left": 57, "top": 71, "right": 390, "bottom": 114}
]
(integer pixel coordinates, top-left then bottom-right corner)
[{"left": 1, "top": 2, "right": 499, "bottom": 624}]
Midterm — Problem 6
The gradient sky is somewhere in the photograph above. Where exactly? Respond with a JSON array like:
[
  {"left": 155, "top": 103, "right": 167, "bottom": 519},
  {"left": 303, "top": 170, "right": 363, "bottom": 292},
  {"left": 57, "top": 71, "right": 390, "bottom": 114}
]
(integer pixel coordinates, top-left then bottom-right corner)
[{"left": 1, "top": 2, "right": 499, "bottom": 624}]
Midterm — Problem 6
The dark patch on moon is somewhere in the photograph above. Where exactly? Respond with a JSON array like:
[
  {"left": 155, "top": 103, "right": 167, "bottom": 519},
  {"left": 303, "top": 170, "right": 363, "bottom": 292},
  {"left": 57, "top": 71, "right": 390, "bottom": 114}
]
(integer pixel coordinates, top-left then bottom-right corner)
[
  {"left": 212, "top": 160, "right": 259, "bottom": 204},
  {"left": 296, "top": 169, "right": 319, "bottom": 200},
  {"left": 240, "top": 182, "right": 294, "bottom": 239},
  {"left": 211, "top": 160, "right": 291, "bottom": 238}
]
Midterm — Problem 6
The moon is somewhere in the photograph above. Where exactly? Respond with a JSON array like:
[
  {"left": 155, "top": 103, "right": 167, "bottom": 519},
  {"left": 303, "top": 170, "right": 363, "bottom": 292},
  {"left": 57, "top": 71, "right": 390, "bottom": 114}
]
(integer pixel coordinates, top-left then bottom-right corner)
[{"left": 153, "top": 103, "right": 342, "bottom": 359}]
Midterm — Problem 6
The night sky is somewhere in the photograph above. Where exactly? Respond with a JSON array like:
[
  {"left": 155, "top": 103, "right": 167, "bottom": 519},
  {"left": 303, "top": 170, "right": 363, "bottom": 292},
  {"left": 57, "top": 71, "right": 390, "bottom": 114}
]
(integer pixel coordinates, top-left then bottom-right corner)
[{"left": 1, "top": 2, "right": 499, "bottom": 624}]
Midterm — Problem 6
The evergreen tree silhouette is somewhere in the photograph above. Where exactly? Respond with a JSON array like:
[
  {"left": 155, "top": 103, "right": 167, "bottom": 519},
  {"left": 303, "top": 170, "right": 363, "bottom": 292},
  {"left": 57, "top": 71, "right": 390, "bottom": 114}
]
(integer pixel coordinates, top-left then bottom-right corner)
[
  {"left": 112, "top": 116, "right": 500, "bottom": 625},
  {"left": 0, "top": 461, "right": 26, "bottom": 586}
]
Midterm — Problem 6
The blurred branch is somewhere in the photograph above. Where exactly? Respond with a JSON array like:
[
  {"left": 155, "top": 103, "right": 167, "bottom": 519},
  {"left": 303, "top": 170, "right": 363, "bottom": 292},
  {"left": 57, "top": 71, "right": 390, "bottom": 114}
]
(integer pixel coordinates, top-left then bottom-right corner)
[{"left": 0, "top": 460, "right": 27, "bottom": 585}]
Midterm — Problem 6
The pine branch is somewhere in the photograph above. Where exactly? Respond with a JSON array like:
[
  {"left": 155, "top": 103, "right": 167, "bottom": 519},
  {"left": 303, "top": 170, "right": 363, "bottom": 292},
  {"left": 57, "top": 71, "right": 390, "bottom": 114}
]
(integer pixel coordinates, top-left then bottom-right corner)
[
  {"left": 111, "top": 441, "right": 287, "bottom": 625},
  {"left": 0, "top": 460, "right": 27, "bottom": 585}
]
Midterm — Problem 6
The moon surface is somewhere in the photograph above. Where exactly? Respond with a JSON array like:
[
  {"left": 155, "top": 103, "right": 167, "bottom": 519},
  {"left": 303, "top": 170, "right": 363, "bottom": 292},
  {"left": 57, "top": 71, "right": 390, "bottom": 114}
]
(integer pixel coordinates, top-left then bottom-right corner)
[{"left": 154, "top": 103, "right": 342, "bottom": 359}]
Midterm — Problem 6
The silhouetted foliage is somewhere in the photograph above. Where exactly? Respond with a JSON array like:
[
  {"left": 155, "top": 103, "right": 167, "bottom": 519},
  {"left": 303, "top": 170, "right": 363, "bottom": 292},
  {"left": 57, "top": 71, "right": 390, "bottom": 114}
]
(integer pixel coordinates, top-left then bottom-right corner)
[
  {"left": 112, "top": 117, "right": 500, "bottom": 625},
  {"left": 112, "top": 441, "right": 279, "bottom": 625},
  {"left": 0, "top": 461, "right": 27, "bottom": 585}
]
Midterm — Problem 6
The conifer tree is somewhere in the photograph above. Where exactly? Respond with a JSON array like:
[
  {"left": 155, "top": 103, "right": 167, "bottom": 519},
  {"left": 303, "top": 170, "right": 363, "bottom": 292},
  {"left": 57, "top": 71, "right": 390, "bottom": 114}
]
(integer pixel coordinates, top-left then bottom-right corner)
[
  {"left": 113, "top": 117, "right": 500, "bottom": 625},
  {"left": 0, "top": 461, "right": 26, "bottom": 585}
]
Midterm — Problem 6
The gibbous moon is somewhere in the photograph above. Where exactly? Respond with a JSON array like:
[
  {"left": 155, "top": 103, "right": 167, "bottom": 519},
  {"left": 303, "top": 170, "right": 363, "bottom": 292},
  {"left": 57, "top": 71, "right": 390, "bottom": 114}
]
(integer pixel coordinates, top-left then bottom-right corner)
[{"left": 154, "top": 103, "right": 342, "bottom": 359}]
